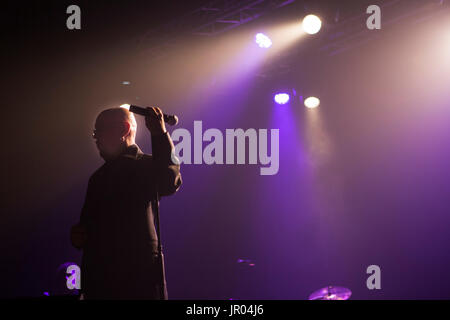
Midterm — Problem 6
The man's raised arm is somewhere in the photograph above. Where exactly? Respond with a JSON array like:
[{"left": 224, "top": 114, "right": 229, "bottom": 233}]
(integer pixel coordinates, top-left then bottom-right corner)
[{"left": 151, "top": 130, "right": 182, "bottom": 196}]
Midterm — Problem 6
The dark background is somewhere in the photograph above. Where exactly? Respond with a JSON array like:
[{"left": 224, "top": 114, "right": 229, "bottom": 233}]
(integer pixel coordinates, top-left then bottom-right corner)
[{"left": 2, "top": 0, "right": 450, "bottom": 299}]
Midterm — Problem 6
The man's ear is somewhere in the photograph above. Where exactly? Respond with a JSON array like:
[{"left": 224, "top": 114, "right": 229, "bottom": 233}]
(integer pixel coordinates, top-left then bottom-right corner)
[{"left": 120, "top": 121, "right": 131, "bottom": 138}]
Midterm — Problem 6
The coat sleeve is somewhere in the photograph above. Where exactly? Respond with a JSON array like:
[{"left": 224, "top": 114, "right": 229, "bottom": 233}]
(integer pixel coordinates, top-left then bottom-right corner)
[
  {"left": 79, "top": 175, "right": 95, "bottom": 226},
  {"left": 149, "top": 131, "right": 182, "bottom": 197}
]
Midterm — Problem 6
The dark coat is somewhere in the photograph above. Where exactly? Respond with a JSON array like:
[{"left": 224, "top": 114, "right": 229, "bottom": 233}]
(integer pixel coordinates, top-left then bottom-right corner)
[{"left": 78, "top": 132, "right": 182, "bottom": 299}]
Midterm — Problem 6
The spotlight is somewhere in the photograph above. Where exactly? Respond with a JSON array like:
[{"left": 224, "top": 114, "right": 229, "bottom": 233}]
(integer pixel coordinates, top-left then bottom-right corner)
[
  {"left": 304, "top": 96, "right": 320, "bottom": 108},
  {"left": 119, "top": 104, "right": 130, "bottom": 110},
  {"left": 274, "top": 93, "right": 290, "bottom": 105},
  {"left": 302, "top": 15, "right": 322, "bottom": 35},
  {"left": 255, "top": 33, "right": 272, "bottom": 48}
]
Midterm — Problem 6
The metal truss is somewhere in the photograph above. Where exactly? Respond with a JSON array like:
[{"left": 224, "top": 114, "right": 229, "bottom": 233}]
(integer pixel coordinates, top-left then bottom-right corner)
[
  {"left": 254, "top": 0, "right": 450, "bottom": 79},
  {"left": 137, "top": 0, "right": 296, "bottom": 60},
  {"left": 191, "top": 0, "right": 295, "bottom": 35}
]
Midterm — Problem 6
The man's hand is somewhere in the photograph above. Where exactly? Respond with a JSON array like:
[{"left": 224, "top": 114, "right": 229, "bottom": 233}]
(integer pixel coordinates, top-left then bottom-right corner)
[
  {"left": 70, "top": 224, "right": 87, "bottom": 250},
  {"left": 145, "top": 106, "right": 167, "bottom": 136}
]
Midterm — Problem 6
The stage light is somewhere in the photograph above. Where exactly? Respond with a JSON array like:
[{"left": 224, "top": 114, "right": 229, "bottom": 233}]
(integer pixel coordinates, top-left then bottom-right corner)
[
  {"left": 255, "top": 33, "right": 272, "bottom": 48},
  {"left": 274, "top": 93, "right": 290, "bottom": 104},
  {"left": 120, "top": 104, "right": 130, "bottom": 110},
  {"left": 304, "top": 96, "right": 320, "bottom": 108},
  {"left": 302, "top": 15, "right": 322, "bottom": 35}
]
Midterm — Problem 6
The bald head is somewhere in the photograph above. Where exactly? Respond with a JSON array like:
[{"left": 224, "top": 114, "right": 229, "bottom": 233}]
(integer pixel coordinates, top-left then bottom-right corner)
[
  {"left": 97, "top": 108, "right": 136, "bottom": 130},
  {"left": 93, "top": 107, "right": 138, "bottom": 161}
]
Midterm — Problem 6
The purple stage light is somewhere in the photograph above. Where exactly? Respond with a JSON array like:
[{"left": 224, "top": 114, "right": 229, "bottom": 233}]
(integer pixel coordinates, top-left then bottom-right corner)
[
  {"left": 274, "top": 93, "right": 290, "bottom": 105},
  {"left": 255, "top": 33, "right": 272, "bottom": 48}
]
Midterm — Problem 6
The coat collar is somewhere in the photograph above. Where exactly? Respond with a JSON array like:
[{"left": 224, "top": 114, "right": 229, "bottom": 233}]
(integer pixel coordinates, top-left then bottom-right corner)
[{"left": 119, "top": 143, "right": 144, "bottom": 160}]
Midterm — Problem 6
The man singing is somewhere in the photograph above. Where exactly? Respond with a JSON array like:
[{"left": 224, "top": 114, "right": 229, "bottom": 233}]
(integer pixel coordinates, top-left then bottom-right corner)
[{"left": 70, "top": 106, "right": 182, "bottom": 299}]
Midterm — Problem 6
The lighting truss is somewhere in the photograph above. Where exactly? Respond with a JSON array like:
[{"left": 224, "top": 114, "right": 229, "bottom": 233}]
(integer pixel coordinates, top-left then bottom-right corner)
[{"left": 137, "top": 0, "right": 296, "bottom": 60}]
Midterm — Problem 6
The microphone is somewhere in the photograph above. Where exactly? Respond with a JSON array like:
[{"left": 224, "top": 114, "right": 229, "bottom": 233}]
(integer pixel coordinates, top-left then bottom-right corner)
[{"left": 128, "top": 105, "right": 179, "bottom": 126}]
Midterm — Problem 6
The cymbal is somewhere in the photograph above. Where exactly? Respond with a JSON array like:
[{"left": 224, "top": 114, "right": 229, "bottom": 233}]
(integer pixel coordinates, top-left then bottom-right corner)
[{"left": 308, "top": 286, "right": 352, "bottom": 300}]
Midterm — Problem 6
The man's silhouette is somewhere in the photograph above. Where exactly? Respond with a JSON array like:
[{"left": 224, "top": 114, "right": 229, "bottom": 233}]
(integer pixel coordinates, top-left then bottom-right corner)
[{"left": 70, "top": 106, "right": 181, "bottom": 299}]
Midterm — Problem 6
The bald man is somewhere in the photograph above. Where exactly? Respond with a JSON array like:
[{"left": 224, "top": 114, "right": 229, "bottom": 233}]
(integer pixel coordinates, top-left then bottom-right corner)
[{"left": 70, "top": 106, "right": 182, "bottom": 299}]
